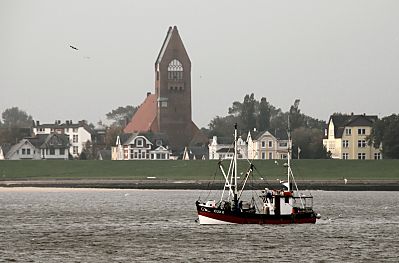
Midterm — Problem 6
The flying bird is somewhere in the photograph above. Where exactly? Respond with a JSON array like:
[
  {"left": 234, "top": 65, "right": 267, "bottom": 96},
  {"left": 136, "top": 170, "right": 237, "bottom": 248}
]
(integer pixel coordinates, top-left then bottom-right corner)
[{"left": 69, "top": 45, "right": 79, "bottom": 50}]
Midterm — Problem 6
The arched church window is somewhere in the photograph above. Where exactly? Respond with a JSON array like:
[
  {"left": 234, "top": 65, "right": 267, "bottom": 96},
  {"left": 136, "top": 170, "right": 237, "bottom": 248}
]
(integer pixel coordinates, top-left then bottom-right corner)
[{"left": 168, "top": 59, "right": 183, "bottom": 80}]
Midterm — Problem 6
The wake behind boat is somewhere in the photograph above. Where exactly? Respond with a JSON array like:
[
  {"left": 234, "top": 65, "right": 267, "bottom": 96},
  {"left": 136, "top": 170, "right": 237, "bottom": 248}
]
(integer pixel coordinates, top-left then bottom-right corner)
[{"left": 196, "top": 124, "right": 321, "bottom": 225}]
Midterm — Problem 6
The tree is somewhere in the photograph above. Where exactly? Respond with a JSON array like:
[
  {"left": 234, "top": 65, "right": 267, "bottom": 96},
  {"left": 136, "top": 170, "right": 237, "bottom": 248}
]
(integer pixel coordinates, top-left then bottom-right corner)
[
  {"left": 80, "top": 140, "right": 95, "bottom": 160},
  {"left": 208, "top": 115, "right": 240, "bottom": 138},
  {"left": 1, "top": 107, "right": 33, "bottom": 128},
  {"left": 369, "top": 114, "right": 399, "bottom": 159},
  {"left": 292, "top": 127, "right": 329, "bottom": 159},
  {"left": 240, "top": 93, "right": 257, "bottom": 131},
  {"left": 257, "top": 97, "right": 271, "bottom": 131},
  {"left": 289, "top": 99, "right": 305, "bottom": 130},
  {"left": 105, "top": 124, "right": 123, "bottom": 149},
  {"left": 228, "top": 101, "right": 243, "bottom": 117},
  {"left": 106, "top": 105, "right": 138, "bottom": 127}
]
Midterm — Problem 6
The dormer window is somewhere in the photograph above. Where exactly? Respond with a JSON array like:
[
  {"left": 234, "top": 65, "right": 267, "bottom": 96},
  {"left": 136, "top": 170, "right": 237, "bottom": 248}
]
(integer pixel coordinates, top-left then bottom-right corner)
[
  {"left": 167, "top": 59, "right": 183, "bottom": 80},
  {"left": 136, "top": 138, "right": 143, "bottom": 147}
]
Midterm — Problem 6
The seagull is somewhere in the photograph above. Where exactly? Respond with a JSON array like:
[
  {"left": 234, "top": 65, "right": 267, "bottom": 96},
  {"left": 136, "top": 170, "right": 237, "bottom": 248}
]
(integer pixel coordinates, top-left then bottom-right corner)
[
  {"left": 69, "top": 45, "right": 79, "bottom": 50},
  {"left": 274, "top": 160, "right": 279, "bottom": 165},
  {"left": 344, "top": 178, "right": 348, "bottom": 184}
]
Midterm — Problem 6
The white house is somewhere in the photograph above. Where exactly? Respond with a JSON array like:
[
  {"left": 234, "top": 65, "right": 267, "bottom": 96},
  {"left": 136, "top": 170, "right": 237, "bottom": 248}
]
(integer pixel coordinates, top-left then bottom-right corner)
[
  {"left": 323, "top": 114, "right": 381, "bottom": 160},
  {"left": 4, "top": 134, "right": 70, "bottom": 160},
  {"left": 112, "top": 133, "right": 172, "bottom": 160},
  {"left": 247, "top": 130, "right": 289, "bottom": 160},
  {"left": 32, "top": 120, "right": 94, "bottom": 158},
  {"left": 208, "top": 136, "right": 247, "bottom": 160}
]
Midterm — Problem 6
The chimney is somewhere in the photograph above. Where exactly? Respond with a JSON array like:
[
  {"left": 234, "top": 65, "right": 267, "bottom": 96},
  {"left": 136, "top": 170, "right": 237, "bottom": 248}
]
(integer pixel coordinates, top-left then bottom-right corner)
[
  {"left": 36, "top": 121, "right": 40, "bottom": 126},
  {"left": 147, "top": 92, "right": 151, "bottom": 97}
]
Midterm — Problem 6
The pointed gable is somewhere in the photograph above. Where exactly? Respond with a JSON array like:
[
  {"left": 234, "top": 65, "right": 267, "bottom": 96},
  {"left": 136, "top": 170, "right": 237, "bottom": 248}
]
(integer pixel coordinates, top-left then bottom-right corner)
[{"left": 155, "top": 26, "right": 191, "bottom": 67}]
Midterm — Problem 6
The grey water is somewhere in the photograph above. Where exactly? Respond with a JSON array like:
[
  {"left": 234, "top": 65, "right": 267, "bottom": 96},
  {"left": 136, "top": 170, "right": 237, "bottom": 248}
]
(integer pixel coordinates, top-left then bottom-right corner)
[{"left": 0, "top": 188, "right": 398, "bottom": 262}]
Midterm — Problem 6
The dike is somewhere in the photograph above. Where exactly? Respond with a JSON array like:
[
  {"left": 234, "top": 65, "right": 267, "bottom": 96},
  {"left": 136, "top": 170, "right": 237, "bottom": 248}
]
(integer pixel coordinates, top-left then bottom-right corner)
[{"left": 1, "top": 179, "right": 399, "bottom": 191}]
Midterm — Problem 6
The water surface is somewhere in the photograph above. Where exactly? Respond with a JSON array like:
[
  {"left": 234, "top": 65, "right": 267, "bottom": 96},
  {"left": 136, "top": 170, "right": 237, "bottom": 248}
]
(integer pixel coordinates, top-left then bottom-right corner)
[{"left": 1, "top": 188, "right": 398, "bottom": 262}]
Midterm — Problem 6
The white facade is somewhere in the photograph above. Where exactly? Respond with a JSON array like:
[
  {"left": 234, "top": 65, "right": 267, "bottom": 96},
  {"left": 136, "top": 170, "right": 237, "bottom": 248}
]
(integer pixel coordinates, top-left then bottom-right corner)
[
  {"left": 112, "top": 133, "right": 172, "bottom": 160},
  {"left": 4, "top": 135, "right": 69, "bottom": 160},
  {"left": 6, "top": 140, "right": 41, "bottom": 160},
  {"left": 33, "top": 121, "right": 93, "bottom": 158},
  {"left": 208, "top": 136, "right": 247, "bottom": 160},
  {"left": 322, "top": 115, "right": 382, "bottom": 160},
  {"left": 247, "top": 131, "right": 289, "bottom": 160}
]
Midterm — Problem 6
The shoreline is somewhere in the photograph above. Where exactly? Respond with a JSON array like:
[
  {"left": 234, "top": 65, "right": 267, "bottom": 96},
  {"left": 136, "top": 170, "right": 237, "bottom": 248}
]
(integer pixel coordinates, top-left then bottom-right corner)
[{"left": 1, "top": 179, "right": 399, "bottom": 191}]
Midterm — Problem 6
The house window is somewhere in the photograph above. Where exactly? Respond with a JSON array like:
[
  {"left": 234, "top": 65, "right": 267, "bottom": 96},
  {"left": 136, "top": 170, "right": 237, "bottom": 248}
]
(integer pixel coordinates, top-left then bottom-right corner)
[
  {"left": 161, "top": 153, "right": 166, "bottom": 159},
  {"left": 60, "top": 149, "right": 65, "bottom": 155},
  {"left": 358, "top": 153, "right": 366, "bottom": 160},
  {"left": 73, "top": 146, "right": 78, "bottom": 154},
  {"left": 342, "top": 153, "right": 349, "bottom": 160},
  {"left": 27, "top": 149, "right": 31, "bottom": 155},
  {"left": 374, "top": 153, "right": 382, "bottom": 160},
  {"left": 73, "top": 128, "right": 78, "bottom": 133},
  {"left": 342, "top": 140, "right": 349, "bottom": 148},
  {"left": 358, "top": 140, "right": 366, "bottom": 148},
  {"left": 73, "top": 135, "right": 78, "bottom": 143},
  {"left": 22, "top": 149, "right": 26, "bottom": 155},
  {"left": 358, "top": 128, "right": 366, "bottom": 135},
  {"left": 167, "top": 59, "right": 183, "bottom": 80},
  {"left": 268, "top": 141, "right": 273, "bottom": 148},
  {"left": 345, "top": 128, "right": 352, "bottom": 136},
  {"left": 261, "top": 152, "right": 266, "bottom": 159},
  {"left": 50, "top": 148, "right": 55, "bottom": 155},
  {"left": 279, "top": 142, "right": 288, "bottom": 147},
  {"left": 268, "top": 152, "right": 273, "bottom": 160},
  {"left": 261, "top": 141, "right": 266, "bottom": 148},
  {"left": 136, "top": 138, "right": 143, "bottom": 147}
]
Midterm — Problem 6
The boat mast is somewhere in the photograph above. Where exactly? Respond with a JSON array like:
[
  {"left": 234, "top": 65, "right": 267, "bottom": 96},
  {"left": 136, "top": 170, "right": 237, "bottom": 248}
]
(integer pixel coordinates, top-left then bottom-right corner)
[
  {"left": 233, "top": 123, "right": 238, "bottom": 208},
  {"left": 287, "top": 116, "right": 291, "bottom": 192}
]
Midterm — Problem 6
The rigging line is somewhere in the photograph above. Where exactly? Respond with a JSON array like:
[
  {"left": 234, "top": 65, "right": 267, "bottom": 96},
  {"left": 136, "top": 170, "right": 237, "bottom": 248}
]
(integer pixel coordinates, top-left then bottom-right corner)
[
  {"left": 202, "top": 162, "right": 219, "bottom": 201},
  {"left": 252, "top": 165, "right": 272, "bottom": 188}
]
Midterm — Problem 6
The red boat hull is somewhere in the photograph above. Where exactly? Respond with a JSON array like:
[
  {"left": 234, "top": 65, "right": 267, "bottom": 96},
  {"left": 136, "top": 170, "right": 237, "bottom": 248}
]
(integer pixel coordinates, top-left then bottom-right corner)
[{"left": 197, "top": 205, "right": 317, "bottom": 224}]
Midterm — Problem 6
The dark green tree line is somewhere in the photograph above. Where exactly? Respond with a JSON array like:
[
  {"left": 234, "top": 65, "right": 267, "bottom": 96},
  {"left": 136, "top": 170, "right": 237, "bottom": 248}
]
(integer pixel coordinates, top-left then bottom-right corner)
[{"left": 368, "top": 114, "right": 399, "bottom": 159}]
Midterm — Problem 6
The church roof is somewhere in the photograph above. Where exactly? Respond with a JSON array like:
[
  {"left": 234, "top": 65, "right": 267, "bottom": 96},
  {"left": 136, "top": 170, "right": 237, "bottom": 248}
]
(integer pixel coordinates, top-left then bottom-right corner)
[
  {"left": 155, "top": 26, "right": 190, "bottom": 66},
  {"left": 124, "top": 94, "right": 157, "bottom": 133}
]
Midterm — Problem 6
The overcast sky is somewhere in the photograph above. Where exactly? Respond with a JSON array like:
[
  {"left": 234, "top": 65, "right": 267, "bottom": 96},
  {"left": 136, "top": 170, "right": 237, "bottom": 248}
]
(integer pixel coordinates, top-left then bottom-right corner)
[{"left": 1, "top": 0, "right": 398, "bottom": 128}]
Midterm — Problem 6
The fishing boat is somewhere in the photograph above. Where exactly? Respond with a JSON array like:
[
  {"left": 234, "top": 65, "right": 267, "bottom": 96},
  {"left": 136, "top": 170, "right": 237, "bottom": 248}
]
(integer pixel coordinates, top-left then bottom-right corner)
[{"left": 196, "top": 124, "right": 321, "bottom": 224}]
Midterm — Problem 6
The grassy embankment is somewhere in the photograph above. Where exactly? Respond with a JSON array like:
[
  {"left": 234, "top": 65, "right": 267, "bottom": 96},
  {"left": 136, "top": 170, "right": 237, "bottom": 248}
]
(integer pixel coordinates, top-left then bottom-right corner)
[{"left": 0, "top": 159, "right": 398, "bottom": 181}]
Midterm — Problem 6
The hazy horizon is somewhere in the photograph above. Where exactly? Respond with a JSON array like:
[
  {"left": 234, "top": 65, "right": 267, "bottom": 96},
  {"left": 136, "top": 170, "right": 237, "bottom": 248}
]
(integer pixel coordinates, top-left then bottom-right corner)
[{"left": 1, "top": 0, "right": 398, "bottom": 128}]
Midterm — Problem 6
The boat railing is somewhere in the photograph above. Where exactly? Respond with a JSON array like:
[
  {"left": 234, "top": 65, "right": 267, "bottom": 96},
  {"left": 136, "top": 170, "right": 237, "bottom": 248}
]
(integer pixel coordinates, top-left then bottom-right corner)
[{"left": 292, "top": 196, "right": 313, "bottom": 209}]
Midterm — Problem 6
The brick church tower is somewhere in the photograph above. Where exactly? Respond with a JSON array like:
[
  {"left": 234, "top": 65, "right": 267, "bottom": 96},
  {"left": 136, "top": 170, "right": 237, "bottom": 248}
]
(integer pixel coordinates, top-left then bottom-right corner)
[{"left": 124, "top": 26, "right": 207, "bottom": 151}]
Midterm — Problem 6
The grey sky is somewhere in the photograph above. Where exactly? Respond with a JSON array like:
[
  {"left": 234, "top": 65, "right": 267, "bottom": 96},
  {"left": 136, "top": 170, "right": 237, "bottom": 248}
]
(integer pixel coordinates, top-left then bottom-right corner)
[{"left": 1, "top": 0, "right": 398, "bottom": 128}]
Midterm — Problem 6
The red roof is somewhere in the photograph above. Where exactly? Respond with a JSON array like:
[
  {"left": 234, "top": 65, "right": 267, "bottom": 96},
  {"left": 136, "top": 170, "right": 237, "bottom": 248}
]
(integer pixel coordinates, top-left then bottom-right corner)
[{"left": 124, "top": 94, "right": 158, "bottom": 133}]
